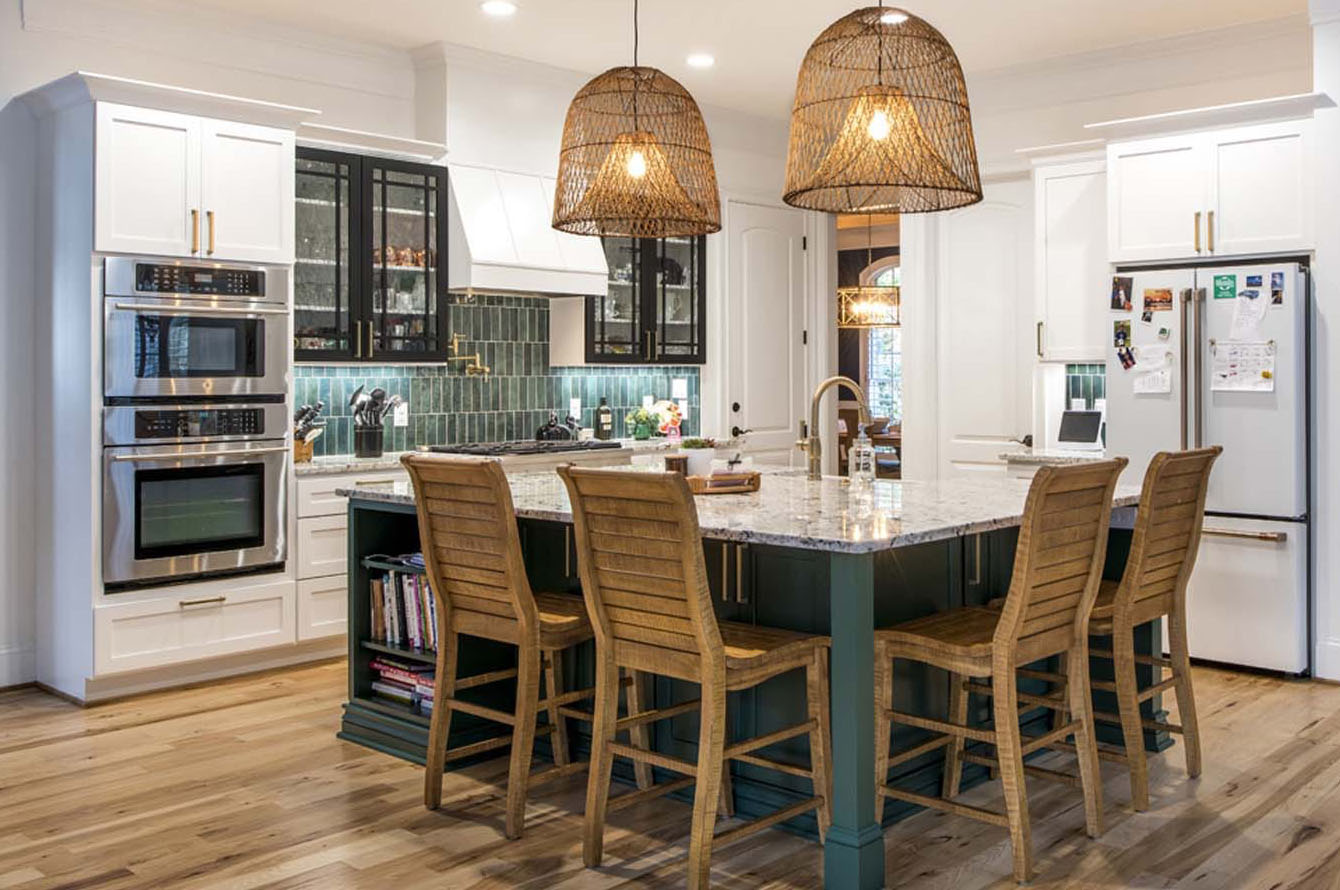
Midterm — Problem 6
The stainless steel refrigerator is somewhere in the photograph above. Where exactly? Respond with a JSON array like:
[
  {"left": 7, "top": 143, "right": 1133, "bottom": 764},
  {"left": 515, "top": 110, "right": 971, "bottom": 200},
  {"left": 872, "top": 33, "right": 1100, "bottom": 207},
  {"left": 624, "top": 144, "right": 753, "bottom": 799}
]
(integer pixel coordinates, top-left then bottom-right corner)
[{"left": 1105, "top": 260, "right": 1309, "bottom": 674}]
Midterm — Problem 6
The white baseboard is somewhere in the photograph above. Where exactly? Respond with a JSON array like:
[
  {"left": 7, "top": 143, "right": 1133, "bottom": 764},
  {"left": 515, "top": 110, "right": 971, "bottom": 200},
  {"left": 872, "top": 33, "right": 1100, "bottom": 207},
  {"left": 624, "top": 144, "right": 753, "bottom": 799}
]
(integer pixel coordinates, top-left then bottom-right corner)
[
  {"left": 1314, "top": 637, "right": 1340, "bottom": 681},
  {"left": 0, "top": 644, "right": 37, "bottom": 688}
]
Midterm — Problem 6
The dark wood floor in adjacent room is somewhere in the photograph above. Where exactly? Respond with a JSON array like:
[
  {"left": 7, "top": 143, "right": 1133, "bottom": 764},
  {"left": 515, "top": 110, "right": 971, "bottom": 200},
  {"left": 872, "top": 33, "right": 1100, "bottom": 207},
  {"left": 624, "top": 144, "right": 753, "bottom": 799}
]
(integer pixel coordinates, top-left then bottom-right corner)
[{"left": 2, "top": 661, "right": 1339, "bottom": 889}]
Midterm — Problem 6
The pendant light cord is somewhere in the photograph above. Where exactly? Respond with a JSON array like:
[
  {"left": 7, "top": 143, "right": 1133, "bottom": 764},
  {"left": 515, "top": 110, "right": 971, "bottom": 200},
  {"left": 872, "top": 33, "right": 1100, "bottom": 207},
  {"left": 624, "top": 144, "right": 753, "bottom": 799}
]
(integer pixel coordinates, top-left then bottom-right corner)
[
  {"left": 876, "top": 0, "right": 884, "bottom": 86},
  {"left": 632, "top": 0, "right": 640, "bottom": 131}
]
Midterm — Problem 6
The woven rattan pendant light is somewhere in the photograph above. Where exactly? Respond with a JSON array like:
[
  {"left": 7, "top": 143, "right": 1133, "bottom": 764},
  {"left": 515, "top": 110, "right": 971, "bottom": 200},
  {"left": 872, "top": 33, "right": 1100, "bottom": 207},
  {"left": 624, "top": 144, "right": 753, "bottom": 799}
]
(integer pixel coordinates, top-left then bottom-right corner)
[
  {"left": 784, "top": 5, "right": 982, "bottom": 214},
  {"left": 552, "top": 0, "right": 720, "bottom": 238}
]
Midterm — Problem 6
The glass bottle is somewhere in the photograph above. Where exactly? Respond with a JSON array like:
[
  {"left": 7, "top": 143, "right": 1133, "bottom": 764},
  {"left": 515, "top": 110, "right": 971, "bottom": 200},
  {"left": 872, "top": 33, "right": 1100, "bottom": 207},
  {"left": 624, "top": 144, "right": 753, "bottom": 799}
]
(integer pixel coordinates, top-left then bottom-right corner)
[
  {"left": 849, "top": 424, "right": 876, "bottom": 485},
  {"left": 595, "top": 398, "right": 614, "bottom": 440}
]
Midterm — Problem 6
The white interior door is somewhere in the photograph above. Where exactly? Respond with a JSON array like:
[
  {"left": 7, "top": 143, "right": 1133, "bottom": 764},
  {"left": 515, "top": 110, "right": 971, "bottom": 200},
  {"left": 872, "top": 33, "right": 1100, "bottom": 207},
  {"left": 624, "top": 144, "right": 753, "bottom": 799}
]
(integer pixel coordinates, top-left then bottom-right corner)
[
  {"left": 725, "top": 201, "right": 806, "bottom": 465},
  {"left": 200, "top": 119, "right": 294, "bottom": 264},
  {"left": 936, "top": 179, "right": 1032, "bottom": 478},
  {"left": 1107, "top": 134, "right": 1208, "bottom": 263},
  {"left": 95, "top": 103, "right": 200, "bottom": 257}
]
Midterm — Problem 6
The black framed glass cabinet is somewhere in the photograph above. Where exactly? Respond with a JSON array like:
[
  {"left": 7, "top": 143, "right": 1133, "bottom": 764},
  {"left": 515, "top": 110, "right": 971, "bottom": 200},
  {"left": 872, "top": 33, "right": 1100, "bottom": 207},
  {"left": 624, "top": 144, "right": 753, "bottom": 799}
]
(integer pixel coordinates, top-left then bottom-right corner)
[
  {"left": 294, "top": 148, "right": 449, "bottom": 362},
  {"left": 586, "top": 235, "right": 706, "bottom": 364}
]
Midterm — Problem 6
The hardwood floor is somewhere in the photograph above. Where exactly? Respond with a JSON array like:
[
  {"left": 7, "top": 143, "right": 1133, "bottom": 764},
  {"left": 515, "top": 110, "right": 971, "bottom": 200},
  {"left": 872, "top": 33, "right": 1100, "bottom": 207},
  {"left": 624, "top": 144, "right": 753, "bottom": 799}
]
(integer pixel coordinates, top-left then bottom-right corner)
[{"left": 1, "top": 660, "right": 1339, "bottom": 889}]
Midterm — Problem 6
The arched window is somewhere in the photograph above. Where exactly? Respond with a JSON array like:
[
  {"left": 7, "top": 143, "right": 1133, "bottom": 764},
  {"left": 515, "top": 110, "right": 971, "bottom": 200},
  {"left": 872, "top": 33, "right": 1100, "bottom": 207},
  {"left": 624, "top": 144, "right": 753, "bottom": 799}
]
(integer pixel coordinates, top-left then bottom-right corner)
[{"left": 856, "top": 257, "right": 901, "bottom": 423}]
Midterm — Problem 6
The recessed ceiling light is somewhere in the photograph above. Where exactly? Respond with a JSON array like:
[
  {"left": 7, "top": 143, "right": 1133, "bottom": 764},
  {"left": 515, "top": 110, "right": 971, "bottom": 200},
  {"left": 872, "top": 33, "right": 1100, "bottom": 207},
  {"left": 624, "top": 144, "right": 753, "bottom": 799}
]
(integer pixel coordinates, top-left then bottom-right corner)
[
  {"left": 480, "top": 1, "right": 517, "bottom": 17},
  {"left": 880, "top": 11, "right": 908, "bottom": 24},
  {"left": 686, "top": 53, "right": 715, "bottom": 69}
]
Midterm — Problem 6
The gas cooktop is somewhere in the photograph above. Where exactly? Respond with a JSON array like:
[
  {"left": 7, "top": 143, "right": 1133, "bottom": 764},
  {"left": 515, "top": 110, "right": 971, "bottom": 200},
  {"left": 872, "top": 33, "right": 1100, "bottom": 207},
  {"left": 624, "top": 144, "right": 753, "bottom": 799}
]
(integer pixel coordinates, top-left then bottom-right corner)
[{"left": 425, "top": 439, "right": 624, "bottom": 456}]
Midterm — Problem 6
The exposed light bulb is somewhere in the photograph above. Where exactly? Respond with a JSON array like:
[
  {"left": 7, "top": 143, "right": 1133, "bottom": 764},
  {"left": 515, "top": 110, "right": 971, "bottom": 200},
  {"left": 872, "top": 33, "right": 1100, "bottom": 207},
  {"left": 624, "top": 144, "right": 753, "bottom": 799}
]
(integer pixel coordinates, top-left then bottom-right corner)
[
  {"left": 880, "top": 10, "right": 907, "bottom": 24},
  {"left": 686, "top": 53, "right": 715, "bottom": 69},
  {"left": 480, "top": 1, "right": 517, "bottom": 16},
  {"left": 867, "top": 108, "right": 891, "bottom": 141},
  {"left": 626, "top": 149, "right": 647, "bottom": 179}
]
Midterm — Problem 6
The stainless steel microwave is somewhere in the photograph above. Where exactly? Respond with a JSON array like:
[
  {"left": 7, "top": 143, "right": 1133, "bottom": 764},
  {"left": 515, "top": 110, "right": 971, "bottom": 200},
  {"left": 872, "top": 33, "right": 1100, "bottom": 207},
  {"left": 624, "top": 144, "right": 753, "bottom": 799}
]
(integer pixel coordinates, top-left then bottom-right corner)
[{"left": 103, "top": 257, "right": 289, "bottom": 400}]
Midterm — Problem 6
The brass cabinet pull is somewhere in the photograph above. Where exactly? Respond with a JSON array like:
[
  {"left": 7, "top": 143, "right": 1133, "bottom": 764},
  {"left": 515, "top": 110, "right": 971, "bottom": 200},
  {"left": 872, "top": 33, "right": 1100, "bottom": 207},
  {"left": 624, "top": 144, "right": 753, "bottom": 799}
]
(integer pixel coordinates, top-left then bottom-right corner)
[
  {"left": 735, "top": 543, "right": 747, "bottom": 603},
  {"left": 1035, "top": 321, "right": 1044, "bottom": 358},
  {"left": 206, "top": 210, "right": 216, "bottom": 255},
  {"left": 180, "top": 595, "right": 226, "bottom": 608},
  {"left": 1207, "top": 210, "right": 1215, "bottom": 253},
  {"left": 1202, "top": 527, "right": 1287, "bottom": 543},
  {"left": 1179, "top": 289, "right": 1191, "bottom": 449},
  {"left": 564, "top": 525, "right": 571, "bottom": 577},
  {"left": 1193, "top": 289, "right": 1205, "bottom": 447},
  {"left": 367, "top": 322, "right": 375, "bottom": 359},
  {"left": 191, "top": 209, "right": 200, "bottom": 254},
  {"left": 1194, "top": 211, "right": 1201, "bottom": 252},
  {"left": 721, "top": 544, "right": 730, "bottom": 602},
  {"left": 354, "top": 321, "right": 363, "bottom": 358}
]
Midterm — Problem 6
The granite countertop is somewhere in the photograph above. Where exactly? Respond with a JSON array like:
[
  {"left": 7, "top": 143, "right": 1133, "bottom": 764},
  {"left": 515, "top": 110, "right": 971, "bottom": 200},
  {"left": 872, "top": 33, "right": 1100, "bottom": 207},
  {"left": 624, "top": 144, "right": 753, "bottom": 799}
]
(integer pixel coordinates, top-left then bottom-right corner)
[
  {"left": 339, "top": 469, "right": 1141, "bottom": 555},
  {"left": 999, "top": 450, "right": 1107, "bottom": 467}
]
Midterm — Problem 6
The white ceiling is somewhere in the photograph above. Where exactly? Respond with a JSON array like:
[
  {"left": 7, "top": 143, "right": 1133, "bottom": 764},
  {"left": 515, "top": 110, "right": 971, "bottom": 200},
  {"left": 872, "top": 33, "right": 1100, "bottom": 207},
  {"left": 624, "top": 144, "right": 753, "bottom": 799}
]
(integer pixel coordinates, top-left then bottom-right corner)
[{"left": 179, "top": 0, "right": 1306, "bottom": 117}]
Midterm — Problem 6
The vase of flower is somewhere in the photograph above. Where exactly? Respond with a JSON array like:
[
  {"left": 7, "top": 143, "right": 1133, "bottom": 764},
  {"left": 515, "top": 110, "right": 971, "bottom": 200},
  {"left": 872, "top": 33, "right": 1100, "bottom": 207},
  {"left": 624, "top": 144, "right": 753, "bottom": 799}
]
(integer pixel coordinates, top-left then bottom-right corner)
[
  {"left": 680, "top": 437, "right": 716, "bottom": 476},
  {"left": 626, "top": 407, "right": 656, "bottom": 440}
]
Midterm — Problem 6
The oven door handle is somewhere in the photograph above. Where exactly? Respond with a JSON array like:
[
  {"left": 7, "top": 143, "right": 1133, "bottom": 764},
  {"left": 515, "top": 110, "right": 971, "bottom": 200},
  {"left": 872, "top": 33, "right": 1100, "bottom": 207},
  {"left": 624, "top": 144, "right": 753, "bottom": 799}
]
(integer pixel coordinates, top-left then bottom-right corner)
[
  {"left": 110, "top": 446, "right": 289, "bottom": 463},
  {"left": 112, "top": 302, "right": 289, "bottom": 316}
]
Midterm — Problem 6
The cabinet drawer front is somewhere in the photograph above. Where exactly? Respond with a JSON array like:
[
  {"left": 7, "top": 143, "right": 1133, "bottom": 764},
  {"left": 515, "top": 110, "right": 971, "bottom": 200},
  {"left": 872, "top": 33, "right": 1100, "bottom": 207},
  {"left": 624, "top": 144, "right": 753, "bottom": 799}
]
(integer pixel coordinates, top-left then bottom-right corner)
[
  {"left": 297, "top": 515, "right": 349, "bottom": 579},
  {"left": 297, "top": 470, "right": 404, "bottom": 517},
  {"left": 95, "top": 578, "right": 294, "bottom": 674},
  {"left": 297, "top": 576, "right": 348, "bottom": 640}
]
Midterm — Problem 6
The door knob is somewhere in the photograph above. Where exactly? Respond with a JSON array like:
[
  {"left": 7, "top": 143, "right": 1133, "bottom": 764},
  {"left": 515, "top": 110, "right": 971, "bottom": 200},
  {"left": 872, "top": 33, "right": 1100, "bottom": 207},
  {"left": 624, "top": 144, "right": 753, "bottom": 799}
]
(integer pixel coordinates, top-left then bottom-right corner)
[{"left": 731, "top": 426, "right": 752, "bottom": 438}]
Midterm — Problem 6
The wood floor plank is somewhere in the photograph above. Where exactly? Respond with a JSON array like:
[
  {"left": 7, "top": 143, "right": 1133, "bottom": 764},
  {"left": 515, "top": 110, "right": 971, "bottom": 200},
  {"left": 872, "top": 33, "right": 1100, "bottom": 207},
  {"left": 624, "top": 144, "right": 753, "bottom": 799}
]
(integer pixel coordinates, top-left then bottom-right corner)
[{"left": 1, "top": 662, "right": 1338, "bottom": 888}]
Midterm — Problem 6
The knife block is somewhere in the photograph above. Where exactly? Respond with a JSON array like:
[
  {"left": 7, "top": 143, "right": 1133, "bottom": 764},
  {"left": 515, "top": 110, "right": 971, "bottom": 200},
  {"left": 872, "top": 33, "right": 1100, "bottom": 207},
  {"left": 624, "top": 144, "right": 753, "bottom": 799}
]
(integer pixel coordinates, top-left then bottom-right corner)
[{"left": 293, "top": 438, "right": 315, "bottom": 464}]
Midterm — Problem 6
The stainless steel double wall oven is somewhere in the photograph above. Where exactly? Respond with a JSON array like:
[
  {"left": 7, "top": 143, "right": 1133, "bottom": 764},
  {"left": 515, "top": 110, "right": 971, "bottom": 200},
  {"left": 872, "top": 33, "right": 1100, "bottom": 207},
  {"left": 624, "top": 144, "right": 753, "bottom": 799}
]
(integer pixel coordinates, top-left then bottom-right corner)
[{"left": 101, "top": 257, "right": 290, "bottom": 589}]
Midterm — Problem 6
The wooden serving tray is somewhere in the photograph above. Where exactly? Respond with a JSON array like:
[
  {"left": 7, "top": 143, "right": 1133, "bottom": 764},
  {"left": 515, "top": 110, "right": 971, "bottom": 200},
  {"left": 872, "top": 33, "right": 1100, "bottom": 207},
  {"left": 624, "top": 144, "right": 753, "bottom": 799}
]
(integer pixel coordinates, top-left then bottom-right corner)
[{"left": 686, "top": 471, "right": 761, "bottom": 495}]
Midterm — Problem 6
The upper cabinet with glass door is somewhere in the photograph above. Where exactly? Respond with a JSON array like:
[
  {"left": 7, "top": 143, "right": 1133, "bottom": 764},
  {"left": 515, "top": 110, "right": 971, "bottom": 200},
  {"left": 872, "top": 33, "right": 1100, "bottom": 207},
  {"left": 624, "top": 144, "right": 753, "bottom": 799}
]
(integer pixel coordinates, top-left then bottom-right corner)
[
  {"left": 586, "top": 235, "right": 706, "bottom": 364},
  {"left": 293, "top": 148, "right": 449, "bottom": 363}
]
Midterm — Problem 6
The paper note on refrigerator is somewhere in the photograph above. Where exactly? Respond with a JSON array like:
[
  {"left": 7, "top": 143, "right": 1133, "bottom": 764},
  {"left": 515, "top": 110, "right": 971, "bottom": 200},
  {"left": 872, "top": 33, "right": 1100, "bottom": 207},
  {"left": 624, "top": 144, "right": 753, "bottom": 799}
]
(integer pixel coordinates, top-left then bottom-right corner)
[
  {"left": 1230, "top": 289, "right": 1268, "bottom": 340},
  {"left": 1132, "top": 346, "right": 1173, "bottom": 394},
  {"left": 1211, "top": 340, "right": 1276, "bottom": 392}
]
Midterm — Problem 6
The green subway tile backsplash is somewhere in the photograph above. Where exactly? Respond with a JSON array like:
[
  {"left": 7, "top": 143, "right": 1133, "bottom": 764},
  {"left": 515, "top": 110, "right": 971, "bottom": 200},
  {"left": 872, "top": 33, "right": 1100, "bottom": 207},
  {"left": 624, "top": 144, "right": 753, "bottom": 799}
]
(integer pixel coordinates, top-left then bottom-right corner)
[
  {"left": 296, "top": 293, "right": 700, "bottom": 456},
  {"left": 1065, "top": 363, "right": 1106, "bottom": 410}
]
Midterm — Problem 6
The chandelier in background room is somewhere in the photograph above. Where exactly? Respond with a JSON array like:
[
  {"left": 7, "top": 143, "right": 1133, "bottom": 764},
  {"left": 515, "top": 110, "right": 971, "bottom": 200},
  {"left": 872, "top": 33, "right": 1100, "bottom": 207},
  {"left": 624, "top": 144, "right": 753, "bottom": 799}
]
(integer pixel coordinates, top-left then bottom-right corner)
[
  {"left": 552, "top": 0, "right": 721, "bottom": 238},
  {"left": 838, "top": 214, "right": 900, "bottom": 329},
  {"left": 783, "top": 4, "right": 982, "bottom": 214}
]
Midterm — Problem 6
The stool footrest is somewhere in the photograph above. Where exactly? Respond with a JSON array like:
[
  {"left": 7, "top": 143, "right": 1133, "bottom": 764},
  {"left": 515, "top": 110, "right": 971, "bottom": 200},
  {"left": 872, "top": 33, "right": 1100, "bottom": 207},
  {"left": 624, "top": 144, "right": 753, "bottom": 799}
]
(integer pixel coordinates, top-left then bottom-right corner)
[
  {"left": 887, "top": 708, "right": 996, "bottom": 744},
  {"left": 724, "top": 720, "right": 816, "bottom": 759},
  {"left": 446, "top": 698, "right": 519, "bottom": 726},
  {"left": 442, "top": 733, "right": 513, "bottom": 763},
  {"left": 713, "top": 797, "right": 823, "bottom": 848},
  {"left": 617, "top": 698, "right": 701, "bottom": 731},
  {"left": 1093, "top": 711, "right": 1184, "bottom": 734},
  {"left": 527, "top": 761, "right": 588, "bottom": 787},
  {"left": 885, "top": 734, "right": 954, "bottom": 772},
  {"left": 1089, "top": 648, "right": 1173, "bottom": 669},
  {"left": 609, "top": 741, "right": 698, "bottom": 776},
  {"left": 962, "top": 752, "right": 1082, "bottom": 788},
  {"left": 732, "top": 753, "right": 815, "bottom": 780},
  {"left": 880, "top": 784, "right": 1008, "bottom": 827},
  {"left": 608, "top": 776, "right": 696, "bottom": 812},
  {"left": 1020, "top": 721, "right": 1078, "bottom": 757},
  {"left": 454, "top": 667, "right": 518, "bottom": 690}
]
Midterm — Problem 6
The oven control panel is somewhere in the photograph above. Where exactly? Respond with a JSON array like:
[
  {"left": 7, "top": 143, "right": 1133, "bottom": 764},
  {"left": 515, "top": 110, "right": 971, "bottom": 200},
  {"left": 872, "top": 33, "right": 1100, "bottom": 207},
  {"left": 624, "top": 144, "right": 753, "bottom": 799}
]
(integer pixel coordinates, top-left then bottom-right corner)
[
  {"left": 134, "top": 408, "right": 267, "bottom": 440},
  {"left": 134, "top": 263, "right": 265, "bottom": 297}
]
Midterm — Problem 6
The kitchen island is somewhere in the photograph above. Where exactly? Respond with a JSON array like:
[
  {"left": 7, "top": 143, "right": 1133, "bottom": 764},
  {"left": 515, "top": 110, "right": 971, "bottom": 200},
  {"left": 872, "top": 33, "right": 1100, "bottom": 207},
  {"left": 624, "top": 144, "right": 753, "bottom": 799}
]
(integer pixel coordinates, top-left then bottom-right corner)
[{"left": 338, "top": 468, "right": 1148, "bottom": 889}]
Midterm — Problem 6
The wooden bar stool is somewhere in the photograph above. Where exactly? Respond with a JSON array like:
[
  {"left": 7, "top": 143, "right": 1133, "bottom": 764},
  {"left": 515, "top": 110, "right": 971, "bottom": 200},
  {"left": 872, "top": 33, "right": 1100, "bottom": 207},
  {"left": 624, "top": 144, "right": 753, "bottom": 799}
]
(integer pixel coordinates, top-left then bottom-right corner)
[
  {"left": 874, "top": 459, "right": 1127, "bottom": 883},
  {"left": 1084, "top": 447, "right": 1221, "bottom": 811},
  {"left": 402, "top": 453, "right": 596, "bottom": 840},
  {"left": 557, "top": 465, "right": 833, "bottom": 890}
]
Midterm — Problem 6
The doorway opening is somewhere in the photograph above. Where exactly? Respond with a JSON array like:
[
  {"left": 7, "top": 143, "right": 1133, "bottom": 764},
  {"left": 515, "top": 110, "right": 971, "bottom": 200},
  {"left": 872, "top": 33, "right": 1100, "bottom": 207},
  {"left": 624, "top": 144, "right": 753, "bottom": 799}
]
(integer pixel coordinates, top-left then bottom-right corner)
[{"left": 835, "top": 212, "right": 901, "bottom": 477}]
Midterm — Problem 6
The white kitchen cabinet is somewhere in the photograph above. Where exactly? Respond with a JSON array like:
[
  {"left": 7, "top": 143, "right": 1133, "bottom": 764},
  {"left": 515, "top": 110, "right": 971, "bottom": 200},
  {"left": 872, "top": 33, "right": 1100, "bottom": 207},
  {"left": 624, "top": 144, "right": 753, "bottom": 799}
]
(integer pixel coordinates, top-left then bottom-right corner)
[
  {"left": 1107, "top": 119, "right": 1312, "bottom": 263},
  {"left": 94, "top": 577, "right": 295, "bottom": 675},
  {"left": 298, "top": 576, "right": 349, "bottom": 640},
  {"left": 200, "top": 119, "right": 295, "bottom": 263},
  {"left": 95, "top": 102, "right": 294, "bottom": 263},
  {"left": 95, "top": 104, "right": 201, "bottom": 257},
  {"left": 1107, "top": 133, "right": 1208, "bottom": 263},
  {"left": 1034, "top": 158, "right": 1107, "bottom": 361},
  {"left": 297, "top": 514, "right": 350, "bottom": 579}
]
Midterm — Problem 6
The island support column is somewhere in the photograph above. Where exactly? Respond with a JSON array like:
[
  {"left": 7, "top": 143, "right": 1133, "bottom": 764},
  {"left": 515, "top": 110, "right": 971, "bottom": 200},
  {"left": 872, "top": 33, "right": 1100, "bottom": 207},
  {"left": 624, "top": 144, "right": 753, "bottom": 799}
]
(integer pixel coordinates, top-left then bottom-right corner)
[{"left": 823, "top": 552, "right": 884, "bottom": 889}]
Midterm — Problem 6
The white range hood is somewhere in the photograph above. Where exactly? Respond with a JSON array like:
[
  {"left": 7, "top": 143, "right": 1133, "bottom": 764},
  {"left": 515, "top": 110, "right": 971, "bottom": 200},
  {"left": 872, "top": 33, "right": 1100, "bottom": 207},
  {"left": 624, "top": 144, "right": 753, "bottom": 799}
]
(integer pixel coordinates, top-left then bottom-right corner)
[{"left": 447, "top": 163, "right": 608, "bottom": 298}]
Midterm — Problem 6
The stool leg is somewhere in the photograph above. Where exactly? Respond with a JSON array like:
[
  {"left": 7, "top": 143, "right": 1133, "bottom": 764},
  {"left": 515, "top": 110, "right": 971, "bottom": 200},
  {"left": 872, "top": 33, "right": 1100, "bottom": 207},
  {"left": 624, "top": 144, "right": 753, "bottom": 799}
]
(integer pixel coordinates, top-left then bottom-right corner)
[
  {"left": 992, "top": 665, "right": 1032, "bottom": 884},
  {"left": 1051, "top": 652, "right": 1070, "bottom": 732},
  {"left": 1113, "top": 624, "right": 1150, "bottom": 811},
  {"left": 583, "top": 657, "right": 619, "bottom": 867},
  {"left": 1067, "top": 643, "right": 1105, "bottom": 838},
  {"left": 1168, "top": 610, "right": 1202, "bottom": 778},
  {"left": 873, "top": 640, "right": 892, "bottom": 821},
  {"left": 942, "top": 671, "right": 968, "bottom": 799},
  {"left": 687, "top": 679, "right": 727, "bottom": 890},
  {"left": 543, "top": 649, "right": 569, "bottom": 767},
  {"left": 806, "top": 647, "right": 833, "bottom": 840},
  {"left": 424, "top": 631, "right": 459, "bottom": 810},
  {"left": 504, "top": 643, "right": 541, "bottom": 839},
  {"left": 623, "top": 668, "right": 654, "bottom": 791}
]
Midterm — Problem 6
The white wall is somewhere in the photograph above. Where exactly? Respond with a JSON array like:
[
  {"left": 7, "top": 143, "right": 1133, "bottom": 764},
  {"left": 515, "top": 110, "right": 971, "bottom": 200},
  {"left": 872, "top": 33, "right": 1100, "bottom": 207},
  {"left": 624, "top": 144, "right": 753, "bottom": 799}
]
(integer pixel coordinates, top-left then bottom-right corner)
[{"left": 1309, "top": 0, "right": 1340, "bottom": 680}]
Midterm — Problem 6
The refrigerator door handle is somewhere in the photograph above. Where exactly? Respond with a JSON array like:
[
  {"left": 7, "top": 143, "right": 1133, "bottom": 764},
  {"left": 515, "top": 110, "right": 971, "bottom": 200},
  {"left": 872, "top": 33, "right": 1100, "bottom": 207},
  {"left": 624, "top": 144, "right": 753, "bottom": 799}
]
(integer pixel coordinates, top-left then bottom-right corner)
[
  {"left": 1194, "top": 288, "right": 1206, "bottom": 447},
  {"left": 1179, "top": 288, "right": 1192, "bottom": 449},
  {"left": 1202, "top": 527, "right": 1287, "bottom": 543}
]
